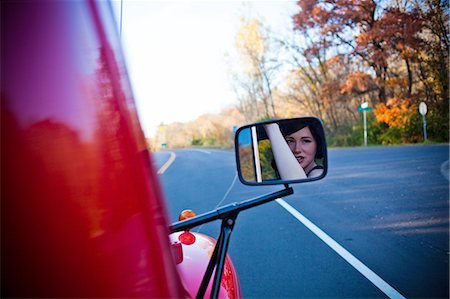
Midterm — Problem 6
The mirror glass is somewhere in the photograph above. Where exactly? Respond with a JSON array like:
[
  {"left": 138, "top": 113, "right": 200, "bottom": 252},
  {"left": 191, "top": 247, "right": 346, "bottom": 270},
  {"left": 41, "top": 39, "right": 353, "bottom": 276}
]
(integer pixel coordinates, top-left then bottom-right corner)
[{"left": 235, "top": 117, "right": 327, "bottom": 185}]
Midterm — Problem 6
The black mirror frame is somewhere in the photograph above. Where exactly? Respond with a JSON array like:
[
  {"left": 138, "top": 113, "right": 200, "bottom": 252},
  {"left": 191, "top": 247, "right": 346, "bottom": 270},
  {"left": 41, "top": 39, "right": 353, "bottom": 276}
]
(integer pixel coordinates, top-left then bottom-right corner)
[{"left": 234, "top": 117, "right": 328, "bottom": 186}]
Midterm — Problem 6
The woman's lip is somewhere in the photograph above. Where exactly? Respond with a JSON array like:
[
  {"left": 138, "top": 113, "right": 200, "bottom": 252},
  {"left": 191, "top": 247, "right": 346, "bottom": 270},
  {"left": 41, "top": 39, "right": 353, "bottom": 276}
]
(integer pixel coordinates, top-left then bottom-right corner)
[{"left": 295, "top": 156, "right": 304, "bottom": 163}]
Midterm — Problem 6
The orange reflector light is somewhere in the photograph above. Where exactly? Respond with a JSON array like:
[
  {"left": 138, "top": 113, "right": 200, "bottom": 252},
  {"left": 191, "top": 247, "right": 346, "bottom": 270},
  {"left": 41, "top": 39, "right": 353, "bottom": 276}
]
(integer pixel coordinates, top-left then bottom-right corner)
[
  {"left": 178, "top": 209, "right": 197, "bottom": 221},
  {"left": 179, "top": 231, "right": 196, "bottom": 245}
]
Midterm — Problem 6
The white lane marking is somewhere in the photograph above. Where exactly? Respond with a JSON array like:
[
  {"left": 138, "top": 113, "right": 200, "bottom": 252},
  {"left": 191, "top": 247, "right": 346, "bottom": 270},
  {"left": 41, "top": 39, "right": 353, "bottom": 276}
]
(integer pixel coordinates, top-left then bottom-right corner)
[
  {"left": 198, "top": 149, "right": 211, "bottom": 155},
  {"left": 276, "top": 198, "right": 406, "bottom": 299},
  {"left": 186, "top": 148, "right": 211, "bottom": 154},
  {"left": 157, "top": 151, "right": 176, "bottom": 174},
  {"left": 441, "top": 160, "right": 449, "bottom": 181}
]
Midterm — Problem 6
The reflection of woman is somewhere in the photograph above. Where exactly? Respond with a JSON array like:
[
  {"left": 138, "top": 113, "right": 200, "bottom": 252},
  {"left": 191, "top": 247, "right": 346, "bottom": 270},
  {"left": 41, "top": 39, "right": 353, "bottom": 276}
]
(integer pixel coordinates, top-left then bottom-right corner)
[
  {"left": 264, "top": 123, "right": 306, "bottom": 180},
  {"left": 265, "top": 121, "right": 324, "bottom": 178}
]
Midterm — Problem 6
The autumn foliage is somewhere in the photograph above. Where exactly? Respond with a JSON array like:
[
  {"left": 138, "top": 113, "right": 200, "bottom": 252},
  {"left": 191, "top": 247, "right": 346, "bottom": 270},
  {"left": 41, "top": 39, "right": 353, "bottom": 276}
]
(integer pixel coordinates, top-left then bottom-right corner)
[
  {"left": 153, "top": 0, "right": 448, "bottom": 149},
  {"left": 375, "top": 98, "right": 416, "bottom": 128},
  {"left": 288, "top": 0, "right": 448, "bottom": 144}
]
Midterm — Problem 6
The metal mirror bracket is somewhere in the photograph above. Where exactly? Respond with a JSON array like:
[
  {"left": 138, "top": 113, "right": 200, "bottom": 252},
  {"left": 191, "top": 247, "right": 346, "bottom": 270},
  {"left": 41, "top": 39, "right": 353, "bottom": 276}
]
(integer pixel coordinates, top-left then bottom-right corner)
[
  {"left": 196, "top": 215, "right": 236, "bottom": 299},
  {"left": 169, "top": 186, "right": 294, "bottom": 299}
]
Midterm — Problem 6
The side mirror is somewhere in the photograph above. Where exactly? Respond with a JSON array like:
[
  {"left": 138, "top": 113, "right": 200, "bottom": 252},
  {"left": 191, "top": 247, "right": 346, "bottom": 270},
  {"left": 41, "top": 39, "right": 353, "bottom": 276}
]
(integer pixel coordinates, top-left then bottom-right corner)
[{"left": 235, "top": 117, "right": 327, "bottom": 185}]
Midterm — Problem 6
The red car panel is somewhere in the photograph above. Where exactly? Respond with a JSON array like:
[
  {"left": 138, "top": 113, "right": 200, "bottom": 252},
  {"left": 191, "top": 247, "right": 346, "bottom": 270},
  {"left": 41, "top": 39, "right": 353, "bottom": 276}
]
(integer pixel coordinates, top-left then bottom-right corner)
[
  {"left": 1, "top": 1, "right": 186, "bottom": 297},
  {"left": 171, "top": 231, "right": 242, "bottom": 299}
]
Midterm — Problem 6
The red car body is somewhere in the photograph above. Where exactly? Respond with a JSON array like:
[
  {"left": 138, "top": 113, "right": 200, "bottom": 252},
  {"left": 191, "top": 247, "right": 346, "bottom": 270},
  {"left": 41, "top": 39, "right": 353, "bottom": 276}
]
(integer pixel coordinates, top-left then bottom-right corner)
[
  {"left": 171, "top": 231, "right": 241, "bottom": 298},
  {"left": 1, "top": 1, "right": 239, "bottom": 297}
]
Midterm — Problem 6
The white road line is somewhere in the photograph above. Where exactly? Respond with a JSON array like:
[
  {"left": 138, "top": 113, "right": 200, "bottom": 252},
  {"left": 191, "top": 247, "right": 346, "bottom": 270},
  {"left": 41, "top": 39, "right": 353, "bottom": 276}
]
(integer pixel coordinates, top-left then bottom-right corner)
[
  {"left": 197, "top": 149, "right": 211, "bottom": 155},
  {"left": 157, "top": 151, "right": 176, "bottom": 174},
  {"left": 276, "top": 198, "right": 406, "bottom": 299},
  {"left": 187, "top": 148, "right": 211, "bottom": 154}
]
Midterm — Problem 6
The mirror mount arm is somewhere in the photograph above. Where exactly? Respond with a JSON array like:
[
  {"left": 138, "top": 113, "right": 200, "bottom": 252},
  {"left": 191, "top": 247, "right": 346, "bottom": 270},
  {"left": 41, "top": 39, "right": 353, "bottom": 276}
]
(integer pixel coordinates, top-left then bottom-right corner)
[
  {"left": 170, "top": 186, "right": 294, "bottom": 299},
  {"left": 169, "top": 186, "right": 294, "bottom": 233},
  {"left": 196, "top": 213, "right": 236, "bottom": 299},
  {"left": 236, "top": 185, "right": 293, "bottom": 214}
]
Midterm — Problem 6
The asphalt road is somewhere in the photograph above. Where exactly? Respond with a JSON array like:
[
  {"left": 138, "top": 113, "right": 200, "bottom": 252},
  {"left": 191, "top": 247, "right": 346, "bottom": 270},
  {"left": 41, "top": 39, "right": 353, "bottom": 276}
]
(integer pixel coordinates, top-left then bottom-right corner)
[{"left": 152, "top": 145, "right": 449, "bottom": 298}]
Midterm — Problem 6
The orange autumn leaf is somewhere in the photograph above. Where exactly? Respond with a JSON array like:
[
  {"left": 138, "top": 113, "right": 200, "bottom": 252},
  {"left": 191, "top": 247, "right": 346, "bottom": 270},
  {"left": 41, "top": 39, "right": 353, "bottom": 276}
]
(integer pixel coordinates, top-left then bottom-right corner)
[{"left": 374, "top": 97, "right": 416, "bottom": 128}]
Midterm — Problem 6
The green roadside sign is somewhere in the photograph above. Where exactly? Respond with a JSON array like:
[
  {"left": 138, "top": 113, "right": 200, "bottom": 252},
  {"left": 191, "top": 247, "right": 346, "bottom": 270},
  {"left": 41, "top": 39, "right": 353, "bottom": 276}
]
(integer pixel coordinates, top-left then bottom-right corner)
[{"left": 358, "top": 106, "right": 373, "bottom": 112}]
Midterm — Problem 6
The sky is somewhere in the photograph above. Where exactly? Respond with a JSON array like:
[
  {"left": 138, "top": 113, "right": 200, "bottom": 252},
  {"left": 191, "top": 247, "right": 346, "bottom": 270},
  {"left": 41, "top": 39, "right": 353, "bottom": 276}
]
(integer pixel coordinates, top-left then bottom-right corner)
[{"left": 111, "top": 1, "right": 299, "bottom": 137}]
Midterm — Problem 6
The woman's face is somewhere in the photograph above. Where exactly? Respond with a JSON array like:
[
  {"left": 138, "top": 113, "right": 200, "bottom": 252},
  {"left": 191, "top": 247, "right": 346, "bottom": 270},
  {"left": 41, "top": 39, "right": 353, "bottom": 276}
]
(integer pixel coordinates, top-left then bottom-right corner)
[{"left": 284, "top": 126, "right": 317, "bottom": 173}]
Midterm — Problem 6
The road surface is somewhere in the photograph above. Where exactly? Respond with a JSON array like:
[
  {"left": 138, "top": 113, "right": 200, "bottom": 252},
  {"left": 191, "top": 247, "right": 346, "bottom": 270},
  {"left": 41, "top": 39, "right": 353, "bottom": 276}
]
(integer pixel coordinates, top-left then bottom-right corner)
[{"left": 153, "top": 145, "right": 449, "bottom": 298}]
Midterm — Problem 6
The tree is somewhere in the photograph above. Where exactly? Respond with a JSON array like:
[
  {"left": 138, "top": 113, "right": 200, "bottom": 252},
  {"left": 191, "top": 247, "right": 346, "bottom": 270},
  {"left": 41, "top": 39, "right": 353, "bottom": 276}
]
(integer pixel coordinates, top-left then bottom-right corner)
[
  {"left": 151, "top": 108, "right": 245, "bottom": 150},
  {"left": 292, "top": 0, "right": 427, "bottom": 103},
  {"left": 292, "top": 0, "right": 448, "bottom": 143},
  {"left": 232, "top": 18, "right": 279, "bottom": 121},
  {"left": 414, "top": 0, "right": 449, "bottom": 105},
  {"left": 274, "top": 29, "right": 363, "bottom": 137}
]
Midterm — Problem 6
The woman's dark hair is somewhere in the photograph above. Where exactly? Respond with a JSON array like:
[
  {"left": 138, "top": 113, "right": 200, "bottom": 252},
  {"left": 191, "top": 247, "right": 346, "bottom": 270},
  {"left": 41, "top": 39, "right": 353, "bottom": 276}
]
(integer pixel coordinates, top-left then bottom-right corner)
[
  {"left": 267, "top": 119, "right": 325, "bottom": 179},
  {"left": 278, "top": 119, "right": 324, "bottom": 159}
]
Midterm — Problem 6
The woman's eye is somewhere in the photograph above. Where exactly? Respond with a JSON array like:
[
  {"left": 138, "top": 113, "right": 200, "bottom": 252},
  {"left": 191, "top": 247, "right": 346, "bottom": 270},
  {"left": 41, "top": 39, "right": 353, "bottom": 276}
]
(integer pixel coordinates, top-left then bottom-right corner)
[
  {"left": 286, "top": 139, "right": 294, "bottom": 145},
  {"left": 301, "top": 139, "right": 312, "bottom": 144}
]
